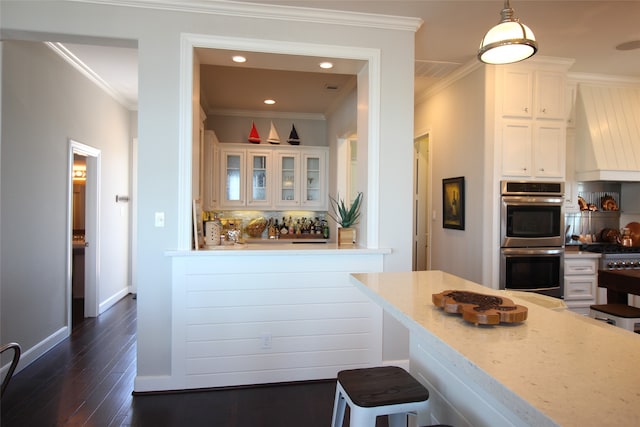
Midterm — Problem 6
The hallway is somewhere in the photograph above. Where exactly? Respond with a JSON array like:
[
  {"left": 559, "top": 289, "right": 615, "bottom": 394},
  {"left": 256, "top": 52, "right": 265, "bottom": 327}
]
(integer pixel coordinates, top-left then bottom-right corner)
[{"left": 1, "top": 295, "right": 373, "bottom": 426}]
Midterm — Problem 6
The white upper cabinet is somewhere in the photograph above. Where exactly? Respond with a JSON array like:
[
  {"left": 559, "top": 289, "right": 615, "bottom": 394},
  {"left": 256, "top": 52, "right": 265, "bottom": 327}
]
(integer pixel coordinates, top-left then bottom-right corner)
[
  {"left": 246, "top": 149, "right": 272, "bottom": 208},
  {"left": 274, "top": 148, "right": 328, "bottom": 210},
  {"left": 301, "top": 151, "right": 327, "bottom": 209},
  {"left": 216, "top": 144, "right": 328, "bottom": 210},
  {"left": 501, "top": 120, "right": 565, "bottom": 179},
  {"left": 497, "top": 60, "right": 571, "bottom": 180},
  {"left": 501, "top": 69, "right": 566, "bottom": 120},
  {"left": 501, "top": 120, "right": 532, "bottom": 177},
  {"left": 202, "top": 130, "right": 219, "bottom": 210},
  {"left": 532, "top": 122, "right": 565, "bottom": 178},
  {"left": 219, "top": 148, "right": 246, "bottom": 208},
  {"left": 274, "top": 151, "right": 300, "bottom": 208},
  {"left": 502, "top": 69, "right": 534, "bottom": 118},
  {"left": 534, "top": 71, "right": 566, "bottom": 120}
]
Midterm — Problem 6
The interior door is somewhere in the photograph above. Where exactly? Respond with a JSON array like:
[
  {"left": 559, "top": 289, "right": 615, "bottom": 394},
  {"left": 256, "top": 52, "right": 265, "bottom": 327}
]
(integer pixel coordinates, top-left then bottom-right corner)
[
  {"left": 413, "top": 134, "right": 430, "bottom": 271},
  {"left": 69, "top": 140, "right": 100, "bottom": 325}
]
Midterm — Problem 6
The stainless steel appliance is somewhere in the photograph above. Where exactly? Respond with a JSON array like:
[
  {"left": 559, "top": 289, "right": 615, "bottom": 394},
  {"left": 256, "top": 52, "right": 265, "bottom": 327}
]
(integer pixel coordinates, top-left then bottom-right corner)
[
  {"left": 580, "top": 244, "right": 640, "bottom": 271},
  {"left": 500, "top": 247, "right": 564, "bottom": 298},
  {"left": 500, "top": 181, "right": 565, "bottom": 299},
  {"left": 500, "top": 181, "right": 565, "bottom": 248}
]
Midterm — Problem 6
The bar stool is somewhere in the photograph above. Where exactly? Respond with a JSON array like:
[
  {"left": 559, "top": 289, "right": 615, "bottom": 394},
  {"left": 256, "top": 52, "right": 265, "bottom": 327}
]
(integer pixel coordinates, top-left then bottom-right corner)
[
  {"left": 331, "top": 366, "right": 430, "bottom": 427},
  {"left": 590, "top": 304, "right": 640, "bottom": 333}
]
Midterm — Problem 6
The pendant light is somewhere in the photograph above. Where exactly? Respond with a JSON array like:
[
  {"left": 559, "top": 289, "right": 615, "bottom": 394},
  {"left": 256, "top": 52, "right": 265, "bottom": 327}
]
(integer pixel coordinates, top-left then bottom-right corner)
[{"left": 478, "top": 0, "right": 538, "bottom": 64}]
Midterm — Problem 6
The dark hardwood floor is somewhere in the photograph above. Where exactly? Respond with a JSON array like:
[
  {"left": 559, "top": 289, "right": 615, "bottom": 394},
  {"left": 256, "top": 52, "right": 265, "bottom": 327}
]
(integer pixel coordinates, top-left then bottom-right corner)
[{"left": 1, "top": 294, "right": 389, "bottom": 427}]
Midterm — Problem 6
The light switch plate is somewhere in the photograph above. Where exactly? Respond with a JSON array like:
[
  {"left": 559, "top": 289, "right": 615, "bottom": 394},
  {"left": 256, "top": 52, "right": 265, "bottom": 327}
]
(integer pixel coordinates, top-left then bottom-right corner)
[{"left": 155, "top": 212, "right": 165, "bottom": 227}]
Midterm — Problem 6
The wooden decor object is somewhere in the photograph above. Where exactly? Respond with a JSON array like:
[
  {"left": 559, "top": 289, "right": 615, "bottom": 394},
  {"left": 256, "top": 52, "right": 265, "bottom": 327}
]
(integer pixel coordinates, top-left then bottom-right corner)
[{"left": 432, "top": 290, "right": 528, "bottom": 325}]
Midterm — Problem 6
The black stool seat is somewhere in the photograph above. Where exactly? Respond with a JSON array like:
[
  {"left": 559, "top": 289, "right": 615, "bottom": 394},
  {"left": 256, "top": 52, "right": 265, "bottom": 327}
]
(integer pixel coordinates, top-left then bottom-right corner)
[
  {"left": 590, "top": 304, "right": 640, "bottom": 318},
  {"left": 337, "top": 366, "right": 429, "bottom": 408}
]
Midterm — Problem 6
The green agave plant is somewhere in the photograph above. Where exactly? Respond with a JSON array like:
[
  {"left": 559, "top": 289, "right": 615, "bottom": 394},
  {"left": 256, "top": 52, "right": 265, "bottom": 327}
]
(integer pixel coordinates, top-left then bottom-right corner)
[{"left": 327, "top": 192, "right": 363, "bottom": 228}]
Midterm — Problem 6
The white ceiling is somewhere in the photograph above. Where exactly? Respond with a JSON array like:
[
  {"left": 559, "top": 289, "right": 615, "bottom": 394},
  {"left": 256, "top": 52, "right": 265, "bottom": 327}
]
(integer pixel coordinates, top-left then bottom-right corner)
[{"left": 58, "top": 1, "right": 640, "bottom": 113}]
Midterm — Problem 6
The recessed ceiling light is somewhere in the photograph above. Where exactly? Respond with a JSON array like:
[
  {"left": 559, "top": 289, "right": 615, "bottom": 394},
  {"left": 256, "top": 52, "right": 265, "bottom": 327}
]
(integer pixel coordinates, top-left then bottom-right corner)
[
  {"left": 232, "top": 55, "right": 247, "bottom": 63},
  {"left": 615, "top": 40, "right": 640, "bottom": 51},
  {"left": 319, "top": 62, "right": 333, "bottom": 69},
  {"left": 264, "top": 99, "right": 276, "bottom": 105}
]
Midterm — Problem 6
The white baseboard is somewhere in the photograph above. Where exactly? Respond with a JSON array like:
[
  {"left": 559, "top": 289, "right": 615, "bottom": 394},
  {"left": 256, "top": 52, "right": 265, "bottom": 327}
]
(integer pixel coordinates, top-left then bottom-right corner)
[
  {"left": 133, "top": 375, "right": 176, "bottom": 393},
  {"left": 6, "top": 326, "right": 69, "bottom": 376},
  {"left": 99, "top": 288, "right": 130, "bottom": 314}
]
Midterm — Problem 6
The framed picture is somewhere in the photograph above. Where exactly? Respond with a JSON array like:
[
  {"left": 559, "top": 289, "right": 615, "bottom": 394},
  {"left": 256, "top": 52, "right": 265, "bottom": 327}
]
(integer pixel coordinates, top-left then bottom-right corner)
[
  {"left": 192, "top": 199, "right": 204, "bottom": 250},
  {"left": 443, "top": 177, "right": 465, "bottom": 230}
]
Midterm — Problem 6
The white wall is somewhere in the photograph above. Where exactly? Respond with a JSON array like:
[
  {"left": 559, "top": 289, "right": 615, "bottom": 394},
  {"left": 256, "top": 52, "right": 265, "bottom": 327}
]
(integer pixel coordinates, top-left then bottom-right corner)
[
  {"left": 414, "top": 66, "right": 489, "bottom": 284},
  {"left": 1, "top": 1, "right": 418, "bottom": 385},
  {"left": 1, "top": 40, "right": 131, "bottom": 366}
]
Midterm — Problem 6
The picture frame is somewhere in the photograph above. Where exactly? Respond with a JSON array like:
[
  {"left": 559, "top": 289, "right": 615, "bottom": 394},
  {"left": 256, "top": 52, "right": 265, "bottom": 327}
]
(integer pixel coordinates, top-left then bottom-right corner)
[
  {"left": 193, "top": 199, "right": 204, "bottom": 250},
  {"left": 443, "top": 177, "right": 465, "bottom": 230}
]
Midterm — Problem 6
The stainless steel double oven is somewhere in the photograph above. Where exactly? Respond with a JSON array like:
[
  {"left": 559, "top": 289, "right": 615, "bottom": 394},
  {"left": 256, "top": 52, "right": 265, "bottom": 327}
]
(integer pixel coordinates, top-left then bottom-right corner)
[{"left": 499, "top": 181, "right": 565, "bottom": 299}]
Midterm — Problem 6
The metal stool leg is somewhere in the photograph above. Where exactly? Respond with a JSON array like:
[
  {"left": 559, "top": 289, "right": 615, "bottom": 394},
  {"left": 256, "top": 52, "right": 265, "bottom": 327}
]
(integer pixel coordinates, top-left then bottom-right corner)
[
  {"left": 331, "top": 383, "right": 347, "bottom": 427},
  {"left": 1, "top": 342, "right": 21, "bottom": 398},
  {"left": 388, "top": 413, "right": 409, "bottom": 427}
]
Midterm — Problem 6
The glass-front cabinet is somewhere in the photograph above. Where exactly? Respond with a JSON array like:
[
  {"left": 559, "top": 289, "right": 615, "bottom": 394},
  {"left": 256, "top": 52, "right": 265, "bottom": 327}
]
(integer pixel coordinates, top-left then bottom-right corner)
[
  {"left": 247, "top": 149, "right": 271, "bottom": 207},
  {"left": 301, "top": 152, "right": 326, "bottom": 209},
  {"left": 217, "top": 144, "right": 328, "bottom": 210},
  {"left": 275, "top": 152, "right": 300, "bottom": 208},
  {"left": 220, "top": 148, "right": 246, "bottom": 208}
]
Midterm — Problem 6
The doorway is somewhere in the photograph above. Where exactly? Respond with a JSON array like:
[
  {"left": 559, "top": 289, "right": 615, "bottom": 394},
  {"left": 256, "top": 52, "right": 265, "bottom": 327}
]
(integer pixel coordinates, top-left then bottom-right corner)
[
  {"left": 413, "top": 133, "right": 431, "bottom": 271},
  {"left": 68, "top": 140, "right": 100, "bottom": 329},
  {"left": 72, "top": 153, "right": 87, "bottom": 326}
]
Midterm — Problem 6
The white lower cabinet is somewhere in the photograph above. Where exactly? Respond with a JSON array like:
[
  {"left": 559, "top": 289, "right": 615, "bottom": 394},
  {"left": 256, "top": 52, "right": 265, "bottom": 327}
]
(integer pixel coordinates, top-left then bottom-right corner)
[{"left": 564, "top": 255, "right": 599, "bottom": 315}]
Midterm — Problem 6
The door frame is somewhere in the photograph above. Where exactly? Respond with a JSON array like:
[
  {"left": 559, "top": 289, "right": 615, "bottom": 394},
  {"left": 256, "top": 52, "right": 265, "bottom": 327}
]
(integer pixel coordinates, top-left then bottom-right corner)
[
  {"left": 67, "top": 139, "right": 101, "bottom": 326},
  {"left": 413, "top": 131, "right": 432, "bottom": 271}
]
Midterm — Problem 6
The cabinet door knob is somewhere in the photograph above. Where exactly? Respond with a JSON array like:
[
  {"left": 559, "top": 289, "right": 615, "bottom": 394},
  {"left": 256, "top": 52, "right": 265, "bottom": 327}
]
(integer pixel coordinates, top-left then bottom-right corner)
[
  {"left": 524, "top": 107, "right": 528, "bottom": 113},
  {"left": 541, "top": 108, "right": 547, "bottom": 114}
]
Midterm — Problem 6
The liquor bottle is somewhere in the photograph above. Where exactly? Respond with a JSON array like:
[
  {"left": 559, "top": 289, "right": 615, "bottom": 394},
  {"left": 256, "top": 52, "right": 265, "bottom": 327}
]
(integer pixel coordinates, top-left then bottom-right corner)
[
  {"left": 322, "top": 219, "right": 329, "bottom": 239},
  {"left": 288, "top": 216, "right": 294, "bottom": 234},
  {"left": 268, "top": 219, "right": 276, "bottom": 239},
  {"left": 280, "top": 218, "right": 288, "bottom": 235}
]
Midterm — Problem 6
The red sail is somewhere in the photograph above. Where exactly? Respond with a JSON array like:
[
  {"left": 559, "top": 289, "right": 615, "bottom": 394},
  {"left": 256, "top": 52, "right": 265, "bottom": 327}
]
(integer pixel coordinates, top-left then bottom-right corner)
[{"left": 248, "top": 121, "right": 261, "bottom": 144}]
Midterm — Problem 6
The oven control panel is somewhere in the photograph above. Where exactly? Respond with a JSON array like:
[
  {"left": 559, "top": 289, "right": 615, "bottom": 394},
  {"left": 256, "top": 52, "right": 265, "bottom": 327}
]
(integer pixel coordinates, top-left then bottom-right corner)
[{"left": 602, "top": 257, "right": 640, "bottom": 270}]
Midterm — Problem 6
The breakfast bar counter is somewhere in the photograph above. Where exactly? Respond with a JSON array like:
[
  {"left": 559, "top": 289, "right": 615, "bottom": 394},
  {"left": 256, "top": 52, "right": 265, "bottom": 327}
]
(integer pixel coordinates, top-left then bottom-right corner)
[{"left": 350, "top": 270, "right": 640, "bottom": 427}]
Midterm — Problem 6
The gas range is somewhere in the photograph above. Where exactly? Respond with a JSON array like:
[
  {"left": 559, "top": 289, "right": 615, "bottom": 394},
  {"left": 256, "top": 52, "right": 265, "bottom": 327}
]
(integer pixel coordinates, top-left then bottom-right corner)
[{"left": 580, "top": 244, "right": 640, "bottom": 270}]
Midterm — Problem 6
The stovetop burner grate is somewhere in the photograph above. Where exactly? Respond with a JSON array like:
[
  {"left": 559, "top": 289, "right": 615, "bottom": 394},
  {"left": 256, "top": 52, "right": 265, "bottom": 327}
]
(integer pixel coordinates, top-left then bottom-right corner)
[{"left": 579, "top": 244, "right": 640, "bottom": 254}]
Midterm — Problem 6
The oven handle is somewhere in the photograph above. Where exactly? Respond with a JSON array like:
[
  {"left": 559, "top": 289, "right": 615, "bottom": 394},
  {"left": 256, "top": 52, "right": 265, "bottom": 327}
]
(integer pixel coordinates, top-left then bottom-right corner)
[
  {"left": 500, "top": 195, "right": 564, "bottom": 206},
  {"left": 501, "top": 247, "right": 564, "bottom": 256}
]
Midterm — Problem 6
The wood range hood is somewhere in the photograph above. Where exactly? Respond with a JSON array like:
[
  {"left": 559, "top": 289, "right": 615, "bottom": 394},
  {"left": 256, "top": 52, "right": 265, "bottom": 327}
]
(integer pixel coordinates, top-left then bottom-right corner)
[{"left": 574, "top": 84, "right": 640, "bottom": 182}]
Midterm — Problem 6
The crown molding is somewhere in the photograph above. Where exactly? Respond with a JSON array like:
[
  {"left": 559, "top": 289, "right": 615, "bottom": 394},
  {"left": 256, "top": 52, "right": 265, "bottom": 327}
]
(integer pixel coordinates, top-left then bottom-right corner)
[
  {"left": 567, "top": 72, "right": 640, "bottom": 87},
  {"left": 416, "top": 59, "right": 483, "bottom": 103},
  {"left": 208, "top": 109, "right": 326, "bottom": 121},
  {"left": 69, "top": 0, "right": 423, "bottom": 32},
  {"left": 46, "top": 42, "right": 137, "bottom": 110}
]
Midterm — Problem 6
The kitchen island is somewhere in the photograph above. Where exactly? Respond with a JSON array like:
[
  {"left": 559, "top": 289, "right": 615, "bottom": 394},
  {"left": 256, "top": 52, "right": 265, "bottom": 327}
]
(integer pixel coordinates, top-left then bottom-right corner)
[{"left": 351, "top": 270, "right": 640, "bottom": 427}]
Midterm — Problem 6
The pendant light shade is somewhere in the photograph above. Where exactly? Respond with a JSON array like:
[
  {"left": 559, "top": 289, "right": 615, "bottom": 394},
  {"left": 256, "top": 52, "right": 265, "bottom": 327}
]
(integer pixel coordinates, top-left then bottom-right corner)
[{"left": 478, "top": 0, "right": 538, "bottom": 64}]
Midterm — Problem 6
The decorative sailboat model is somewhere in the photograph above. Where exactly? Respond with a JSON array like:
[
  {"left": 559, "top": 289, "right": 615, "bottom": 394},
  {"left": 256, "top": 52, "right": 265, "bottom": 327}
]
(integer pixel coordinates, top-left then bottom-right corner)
[
  {"left": 287, "top": 124, "right": 300, "bottom": 145},
  {"left": 248, "top": 121, "right": 261, "bottom": 144},
  {"left": 267, "top": 121, "right": 281, "bottom": 144}
]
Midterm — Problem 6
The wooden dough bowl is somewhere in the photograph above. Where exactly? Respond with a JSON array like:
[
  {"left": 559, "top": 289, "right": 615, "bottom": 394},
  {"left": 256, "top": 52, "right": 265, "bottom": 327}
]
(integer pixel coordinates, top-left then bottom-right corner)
[{"left": 432, "top": 290, "right": 528, "bottom": 325}]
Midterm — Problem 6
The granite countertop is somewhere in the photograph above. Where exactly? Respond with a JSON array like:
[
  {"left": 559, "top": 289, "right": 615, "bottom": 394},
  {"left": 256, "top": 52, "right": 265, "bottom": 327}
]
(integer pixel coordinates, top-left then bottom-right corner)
[{"left": 350, "top": 270, "right": 640, "bottom": 426}]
